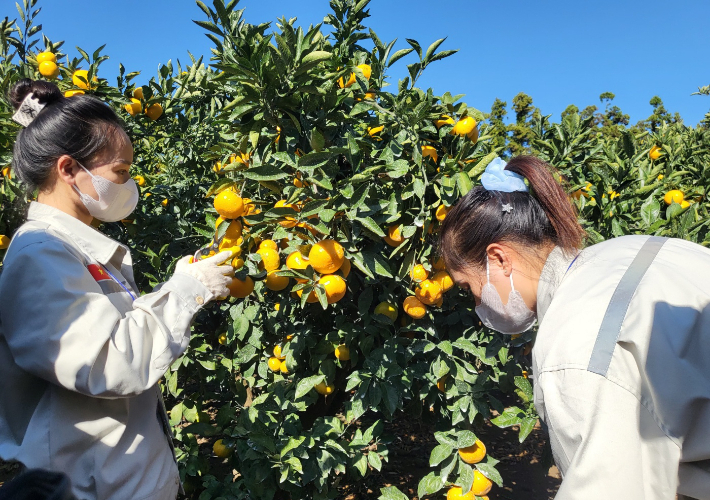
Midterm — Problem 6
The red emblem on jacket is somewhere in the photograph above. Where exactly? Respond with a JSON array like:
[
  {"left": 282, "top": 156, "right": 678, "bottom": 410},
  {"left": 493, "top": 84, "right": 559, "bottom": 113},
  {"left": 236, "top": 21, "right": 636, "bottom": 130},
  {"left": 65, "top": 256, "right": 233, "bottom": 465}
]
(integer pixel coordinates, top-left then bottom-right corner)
[{"left": 87, "top": 264, "right": 111, "bottom": 282}]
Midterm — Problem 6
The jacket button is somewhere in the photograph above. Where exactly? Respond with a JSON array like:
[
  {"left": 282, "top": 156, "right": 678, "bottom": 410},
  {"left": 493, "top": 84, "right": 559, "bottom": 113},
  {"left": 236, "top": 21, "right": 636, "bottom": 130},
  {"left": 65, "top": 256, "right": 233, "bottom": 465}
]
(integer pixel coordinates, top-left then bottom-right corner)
[{"left": 195, "top": 296, "right": 204, "bottom": 305}]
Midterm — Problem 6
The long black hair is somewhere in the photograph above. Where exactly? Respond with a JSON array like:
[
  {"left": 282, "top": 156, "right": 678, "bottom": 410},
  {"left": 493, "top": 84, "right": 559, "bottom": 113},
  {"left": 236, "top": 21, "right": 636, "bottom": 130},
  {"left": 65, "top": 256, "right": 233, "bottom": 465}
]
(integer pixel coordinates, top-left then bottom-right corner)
[
  {"left": 439, "top": 155, "right": 585, "bottom": 272},
  {"left": 8, "top": 79, "right": 125, "bottom": 191}
]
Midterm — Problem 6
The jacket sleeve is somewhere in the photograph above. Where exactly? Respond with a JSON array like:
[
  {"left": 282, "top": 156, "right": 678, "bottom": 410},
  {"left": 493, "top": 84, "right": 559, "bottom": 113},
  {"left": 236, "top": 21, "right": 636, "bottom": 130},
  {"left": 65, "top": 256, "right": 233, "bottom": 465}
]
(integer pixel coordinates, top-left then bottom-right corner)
[
  {"left": 0, "top": 235, "right": 211, "bottom": 398},
  {"left": 537, "top": 368, "right": 681, "bottom": 500}
]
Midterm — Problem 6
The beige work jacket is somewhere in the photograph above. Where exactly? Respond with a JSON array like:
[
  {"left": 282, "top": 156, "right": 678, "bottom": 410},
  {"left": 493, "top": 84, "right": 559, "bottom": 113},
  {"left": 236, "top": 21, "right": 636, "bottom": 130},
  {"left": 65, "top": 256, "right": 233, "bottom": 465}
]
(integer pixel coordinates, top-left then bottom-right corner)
[
  {"left": 534, "top": 236, "right": 710, "bottom": 499},
  {"left": 0, "top": 202, "right": 213, "bottom": 500}
]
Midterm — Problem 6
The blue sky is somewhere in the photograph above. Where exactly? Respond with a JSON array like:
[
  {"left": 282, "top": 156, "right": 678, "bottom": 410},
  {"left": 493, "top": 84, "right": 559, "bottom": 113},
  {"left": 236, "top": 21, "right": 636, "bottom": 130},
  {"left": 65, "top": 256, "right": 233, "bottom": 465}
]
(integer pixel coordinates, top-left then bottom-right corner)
[{"left": 15, "top": 0, "right": 710, "bottom": 126}]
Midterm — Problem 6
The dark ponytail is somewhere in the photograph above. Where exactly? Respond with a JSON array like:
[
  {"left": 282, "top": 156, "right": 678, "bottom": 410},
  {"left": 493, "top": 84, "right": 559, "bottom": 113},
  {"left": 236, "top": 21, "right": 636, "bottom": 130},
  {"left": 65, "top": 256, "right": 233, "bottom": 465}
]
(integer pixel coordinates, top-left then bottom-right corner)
[
  {"left": 8, "top": 79, "right": 125, "bottom": 191},
  {"left": 439, "top": 155, "right": 585, "bottom": 272}
]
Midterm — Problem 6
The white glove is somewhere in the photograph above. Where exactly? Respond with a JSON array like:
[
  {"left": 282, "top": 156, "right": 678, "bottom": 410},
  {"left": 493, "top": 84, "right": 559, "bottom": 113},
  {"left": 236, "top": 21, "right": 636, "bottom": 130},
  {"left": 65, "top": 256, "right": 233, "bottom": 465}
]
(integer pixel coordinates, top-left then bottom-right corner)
[{"left": 174, "top": 250, "right": 233, "bottom": 301}]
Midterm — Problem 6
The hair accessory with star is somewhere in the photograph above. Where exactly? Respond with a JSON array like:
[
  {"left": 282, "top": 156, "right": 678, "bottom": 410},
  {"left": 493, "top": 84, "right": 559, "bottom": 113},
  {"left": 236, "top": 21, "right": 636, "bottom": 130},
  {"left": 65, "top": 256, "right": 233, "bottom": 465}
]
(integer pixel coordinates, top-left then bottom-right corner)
[{"left": 12, "top": 93, "right": 46, "bottom": 127}]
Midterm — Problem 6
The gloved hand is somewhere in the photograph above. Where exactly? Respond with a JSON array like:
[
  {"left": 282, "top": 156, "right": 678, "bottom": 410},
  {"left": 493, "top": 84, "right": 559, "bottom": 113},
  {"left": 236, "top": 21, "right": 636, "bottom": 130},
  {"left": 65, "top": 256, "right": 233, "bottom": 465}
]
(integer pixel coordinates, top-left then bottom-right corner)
[{"left": 174, "top": 250, "right": 233, "bottom": 301}]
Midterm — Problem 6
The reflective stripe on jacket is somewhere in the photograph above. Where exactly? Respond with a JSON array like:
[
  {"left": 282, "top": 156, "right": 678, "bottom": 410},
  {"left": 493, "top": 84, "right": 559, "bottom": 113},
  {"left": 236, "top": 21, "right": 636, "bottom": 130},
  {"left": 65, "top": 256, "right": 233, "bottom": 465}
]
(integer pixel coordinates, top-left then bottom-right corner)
[
  {"left": 534, "top": 236, "right": 710, "bottom": 500},
  {"left": 0, "top": 202, "right": 213, "bottom": 500}
]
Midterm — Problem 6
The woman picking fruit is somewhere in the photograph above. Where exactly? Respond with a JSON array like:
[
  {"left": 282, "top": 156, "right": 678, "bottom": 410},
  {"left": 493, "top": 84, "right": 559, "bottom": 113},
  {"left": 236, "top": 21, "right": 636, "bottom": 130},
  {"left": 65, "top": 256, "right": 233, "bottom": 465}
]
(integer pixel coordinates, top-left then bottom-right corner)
[
  {"left": 439, "top": 156, "right": 710, "bottom": 499},
  {"left": 0, "top": 79, "right": 234, "bottom": 500}
]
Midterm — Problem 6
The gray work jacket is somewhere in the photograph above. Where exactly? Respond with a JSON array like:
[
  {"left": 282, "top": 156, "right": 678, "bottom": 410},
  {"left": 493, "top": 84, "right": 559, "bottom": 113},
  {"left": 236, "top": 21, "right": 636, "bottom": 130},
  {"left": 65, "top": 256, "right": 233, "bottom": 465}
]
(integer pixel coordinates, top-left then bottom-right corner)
[
  {"left": 534, "top": 237, "right": 710, "bottom": 499},
  {"left": 0, "top": 202, "right": 213, "bottom": 500}
]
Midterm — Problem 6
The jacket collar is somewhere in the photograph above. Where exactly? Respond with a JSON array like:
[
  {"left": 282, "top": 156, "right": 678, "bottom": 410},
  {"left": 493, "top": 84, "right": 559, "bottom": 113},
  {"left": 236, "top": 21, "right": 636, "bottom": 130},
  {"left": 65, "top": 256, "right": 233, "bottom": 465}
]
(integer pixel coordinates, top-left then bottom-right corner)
[
  {"left": 536, "top": 246, "right": 578, "bottom": 323},
  {"left": 27, "top": 202, "right": 126, "bottom": 265}
]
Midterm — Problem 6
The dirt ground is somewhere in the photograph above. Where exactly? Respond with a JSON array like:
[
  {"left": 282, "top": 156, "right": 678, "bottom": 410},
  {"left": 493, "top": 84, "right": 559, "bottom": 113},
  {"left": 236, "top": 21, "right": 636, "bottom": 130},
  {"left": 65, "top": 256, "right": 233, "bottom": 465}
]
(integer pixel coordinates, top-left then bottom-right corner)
[
  {"left": 338, "top": 417, "right": 560, "bottom": 500},
  {"left": 0, "top": 418, "right": 560, "bottom": 500}
]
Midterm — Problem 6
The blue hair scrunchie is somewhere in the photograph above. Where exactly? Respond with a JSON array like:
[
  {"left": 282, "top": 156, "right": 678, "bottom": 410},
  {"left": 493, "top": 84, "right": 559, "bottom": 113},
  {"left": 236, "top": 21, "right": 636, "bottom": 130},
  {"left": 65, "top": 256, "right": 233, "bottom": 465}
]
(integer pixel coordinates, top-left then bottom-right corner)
[{"left": 480, "top": 157, "right": 528, "bottom": 193}]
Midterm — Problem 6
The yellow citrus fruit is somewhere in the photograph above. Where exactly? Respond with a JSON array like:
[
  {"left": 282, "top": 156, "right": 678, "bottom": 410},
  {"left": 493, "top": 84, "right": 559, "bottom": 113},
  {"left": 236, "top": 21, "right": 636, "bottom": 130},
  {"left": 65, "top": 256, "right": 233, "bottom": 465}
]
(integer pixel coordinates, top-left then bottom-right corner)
[
  {"left": 681, "top": 200, "right": 691, "bottom": 209},
  {"left": 133, "top": 174, "right": 146, "bottom": 186},
  {"left": 437, "top": 376, "right": 447, "bottom": 393},
  {"left": 268, "top": 357, "right": 282, "bottom": 372},
  {"left": 0, "top": 235, "right": 10, "bottom": 250},
  {"left": 294, "top": 172, "right": 308, "bottom": 188},
  {"left": 64, "top": 90, "right": 84, "bottom": 98},
  {"left": 39, "top": 61, "right": 59, "bottom": 79},
  {"left": 72, "top": 70, "right": 96, "bottom": 89},
  {"left": 433, "top": 257, "right": 446, "bottom": 271},
  {"left": 468, "top": 126, "right": 480, "bottom": 143},
  {"left": 314, "top": 382, "right": 335, "bottom": 395},
  {"left": 435, "top": 204, "right": 449, "bottom": 221},
  {"left": 364, "top": 91, "right": 376, "bottom": 100},
  {"left": 213, "top": 439, "right": 232, "bottom": 458},
  {"left": 218, "top": 333, "right": 228, "bottom": 345},
  {"left": 451, "top": 116, "right": 478, "bottom": 136},
  {"left": 231, "top": 257, "right": 244, "bottom": 269},
  {"left": 286, "top": 250, "right": 309, "bottom": 269},
  {"left": 259, "top": 240, "right": 279, "bottom": 251},
  {"left": 471, "top": 471, "right": 493, "bottom": 496},
  {"left": 357, "top": 63, "right": 372, "bottom": 79},
  {"left": 458, "top": 440, "right": 486, "bottom": 464},
  {"left": 309, "top": 239, "right": 345, "bottom": 274},
  {"left": 319, "top": 274, "right": 347, "bottom": 303},
  {"left": 339, "top": 258, "right": 351, "bottom": 278},
  {"left": 273, "top": 345, "right": 286, "bottom": 360},
  {"left": 384, "top": 225, "right": 405, "bottom": 247},
  {"left": 403, "top": 296, "right": 427, "bottom": 319},
  {"left": 275, "top": 199, "right": 300, "bottom": 228},
  {"left": 663, "top": 189, "right": 684, "bottom": 205},
  {"left": 446, "top": 486, "right": 476, "bottom": 500},
  {"left": 36, "top": 51, "right": 56, "bottom": 64},
  {"left": 649, "top": 145, "right": 662, "bottom": 160},
  {"left": 433, "top": 296, "right": 443, "bottom": 308},
  {"left": 220, "top": 220, "right": 243, "bottom": 247},
  {"left": 265, "top": 270, "right": 290, "bottom": 291},
  {"left": 214, "top": 188, "right": 245, "bottom": 218},
  {"left": 416, "top": 279, "right": 442, "bottom": 306},
  {"left": 257, "top": 247, "right": 280, "bottom": 271},
  {"left": 367, "top": 125, "right": 384, "bottom": 137},
  {"left": 161, "top": 199, "right": 169, "bottom": 207},
  {"left": 145, "top": 103, "right": 163, "bottom": 121},
  {"left": 334, "top": 344, "right": 350, "bottom": 361},
  {"left": 133, "top": 87, "right": 144, "bottom": 100},
  {"left": 422, "top": 145, "right": 438, "bottom": 163},
  {"left": 432, "top": 271, "right": 454, "bottom": 292},
  {"left": 279, "top": 360, "right": 290, "bottom": 374},
  {"left": 374, "top": 301, "right": 398, "bottom": 321},
  {"left": 410, "top": 264, "right": 429, "bottom": 281},
  {"left": 227, "top": 276, "right": 254, "bottom": 298},
  {"left": 213, "top": 162, "right": 223, "bottom": 175},
  {"left": 124, "top": 98, "right": 142, "bottom": 116},
  {"left": 434, "top": 115, "right": 455, "bottom": 129},
  {"left": 274, "top": 303, "right": 281, "bottom": 311}
]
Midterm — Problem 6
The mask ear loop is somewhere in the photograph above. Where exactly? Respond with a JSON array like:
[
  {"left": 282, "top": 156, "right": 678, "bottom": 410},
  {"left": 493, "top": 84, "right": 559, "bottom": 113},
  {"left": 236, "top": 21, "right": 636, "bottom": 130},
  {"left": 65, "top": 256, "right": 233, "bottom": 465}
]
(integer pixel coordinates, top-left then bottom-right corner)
[
  {"left": 509, "top": 270, "right": 515, "bottom": 292},
  {"left": 485, "top": 255, "right": 491, "bottom": 284}
]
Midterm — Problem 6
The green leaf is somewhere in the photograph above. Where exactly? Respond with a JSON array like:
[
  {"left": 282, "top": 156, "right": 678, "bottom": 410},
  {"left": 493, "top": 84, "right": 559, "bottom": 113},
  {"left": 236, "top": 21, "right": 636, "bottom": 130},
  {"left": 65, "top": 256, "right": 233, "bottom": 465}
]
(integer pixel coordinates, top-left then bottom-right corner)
[
  {"left": 379, "top": 486, "right": 410, "bottom": 500},
  {"left": 301, "top": 50, "right": 331, "bottom": 65},
  {"left": 476, "top": 462, "right": 503, "bottom": 487},
  {"left": 417, "top": 472, "right": 443, "bottom": 498},
  {"left": 491, "top": 406, "right": 525, "bottom": 428},
  {"left": 358, "top": 216, "right": 386, "bottom": 237},
  {"left": 280, "top": 436, "right": 306, "bottom": 458},
  {"left": 640, "top": 195, "right": 661, "bottom": 226},
  {"left": 368, "top": 452, "right": 382, "bottom": 471},
  {"left": 429, "top": 444, "right": 453, "bottom": 466},
  {"left": 456, "top": 430, "right": 478, "bottom": 448},
  {"left": 519, "top": 417, "right": 537, "bottom": 443},
  {"left": 387, "top": 48, "right": 414, "bottom": 67},
  {"left": 243, "top": 165, "right": 288, "bottom": 181},
  {"left": 295, "top": 375, "right": 325, "bottom": 399}
]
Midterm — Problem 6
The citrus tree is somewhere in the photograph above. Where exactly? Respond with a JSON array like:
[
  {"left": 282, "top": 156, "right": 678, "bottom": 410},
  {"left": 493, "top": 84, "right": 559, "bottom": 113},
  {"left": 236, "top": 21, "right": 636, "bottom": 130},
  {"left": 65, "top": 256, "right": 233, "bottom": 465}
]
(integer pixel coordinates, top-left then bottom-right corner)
[{"left": 2, "top": 1, "right": 710, "bottom": 500}]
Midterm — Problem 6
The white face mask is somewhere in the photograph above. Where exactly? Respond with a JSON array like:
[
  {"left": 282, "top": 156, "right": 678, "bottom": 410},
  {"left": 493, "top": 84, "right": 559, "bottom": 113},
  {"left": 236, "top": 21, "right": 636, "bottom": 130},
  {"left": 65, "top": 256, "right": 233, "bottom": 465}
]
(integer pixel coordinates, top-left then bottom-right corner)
[
  {"left": 475, "top": 256, "right": 537, "bottom": 335},
  {"left": 73, "top": 162, "right": 139, "bottom": 222}
]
